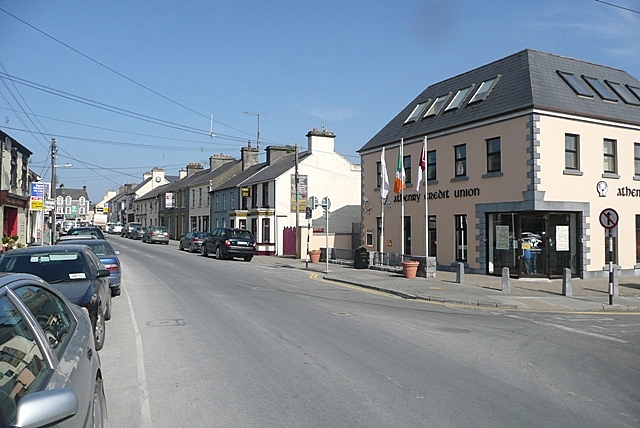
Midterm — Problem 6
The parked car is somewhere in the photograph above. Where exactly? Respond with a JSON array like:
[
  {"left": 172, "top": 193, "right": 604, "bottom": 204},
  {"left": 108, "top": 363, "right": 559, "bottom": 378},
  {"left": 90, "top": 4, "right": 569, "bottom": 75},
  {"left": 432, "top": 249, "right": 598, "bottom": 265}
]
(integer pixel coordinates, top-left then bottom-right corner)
[
  {"left": 201, "top": 227, "right": 256, "bottom": 261},
  {"left": 0, "top": 245, "right": 112, "bottom": 350},
  {"left": 56, "top": 237, "right": 122, "bottom": 297},
  {"left": 66, "top": 226, "right": 106, "bottom": 240},
  {"left": 0, "top": 272, "right": 106, "bottom": 427},
  {"left": 133, "top": 226, "right": 145, "bottom": 240},
  {"left": 120, "top": 222, "right": 142, "bottom": 238},
  {"left": 142, "top": 225, "right": 170, "bottom": 244},
  {"left": 179, "top": 231, "right": 212, "bottom": 253},
  {"left": 61, "top": 220, "right": 75, "bottom": 235},
  {"left": 110, "top": 222, "right": 123, "bottom": 234}
]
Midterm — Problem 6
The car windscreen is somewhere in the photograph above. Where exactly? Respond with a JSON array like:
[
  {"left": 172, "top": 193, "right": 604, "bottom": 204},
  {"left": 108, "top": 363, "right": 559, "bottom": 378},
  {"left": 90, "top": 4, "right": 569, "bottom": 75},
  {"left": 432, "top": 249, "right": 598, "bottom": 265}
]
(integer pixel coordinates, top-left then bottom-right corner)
[{"left": 0, "top": 252, "right": 88, "bottom": 283}]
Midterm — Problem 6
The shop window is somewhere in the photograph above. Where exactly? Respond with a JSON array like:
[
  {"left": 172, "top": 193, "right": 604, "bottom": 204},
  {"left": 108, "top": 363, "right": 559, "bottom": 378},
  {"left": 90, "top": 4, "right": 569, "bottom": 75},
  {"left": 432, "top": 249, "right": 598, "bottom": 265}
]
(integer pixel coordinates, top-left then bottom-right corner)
[
  {"left": 427, "top": 150, "right": 436, "bottom": 181},
  {"left": 635, "top": 143, "right": 640, "bottom": 178},
  {"left": 403, "top": 155, "right": 412, "bottom": 185},
  {"left": 565, "top": 134, "right": 580, "bottom": 171},
  {"left": 455, "top": 144, "right": 467, "bottom": 177},
  {"left": 603, "top": 139, "right": 617, "bottom": 175},
  {"left": 486, "top": 137, "right": 501, "bottom": 173},
  {"left": 455, "top": 214, "right": 467, "bottom": 261},
  {"left": 191, "top": 216, "right": 197, "bottom": 230},
  {"left": 251, "top": 218, "right": 258, "bottom": 238}
]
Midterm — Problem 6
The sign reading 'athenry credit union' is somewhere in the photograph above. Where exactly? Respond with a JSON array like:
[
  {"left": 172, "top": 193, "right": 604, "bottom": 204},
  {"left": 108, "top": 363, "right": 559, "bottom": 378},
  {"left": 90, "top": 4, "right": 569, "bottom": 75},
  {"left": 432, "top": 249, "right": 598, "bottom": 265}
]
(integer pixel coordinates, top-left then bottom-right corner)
[{"left": 393, "top": 187, "right": 480, "bottom": 203}]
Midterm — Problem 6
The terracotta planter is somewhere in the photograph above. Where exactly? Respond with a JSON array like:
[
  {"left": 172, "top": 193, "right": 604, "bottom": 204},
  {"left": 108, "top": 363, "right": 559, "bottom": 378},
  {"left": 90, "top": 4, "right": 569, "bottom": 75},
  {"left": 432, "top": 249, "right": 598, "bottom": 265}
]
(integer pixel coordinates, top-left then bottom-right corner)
[
  {"left": 308, "top": 250, "right": 321, "bottom": 263},
  {"left": 401, "top": 260, "right": 420, "bottom": 279}
]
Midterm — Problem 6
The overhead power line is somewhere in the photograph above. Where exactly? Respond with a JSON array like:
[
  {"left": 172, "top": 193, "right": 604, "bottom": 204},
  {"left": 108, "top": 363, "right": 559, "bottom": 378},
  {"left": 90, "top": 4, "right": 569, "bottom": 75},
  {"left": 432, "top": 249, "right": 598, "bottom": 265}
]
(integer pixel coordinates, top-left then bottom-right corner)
[{"left": 594, "top": 0, "right": 640, "bottom": 14}]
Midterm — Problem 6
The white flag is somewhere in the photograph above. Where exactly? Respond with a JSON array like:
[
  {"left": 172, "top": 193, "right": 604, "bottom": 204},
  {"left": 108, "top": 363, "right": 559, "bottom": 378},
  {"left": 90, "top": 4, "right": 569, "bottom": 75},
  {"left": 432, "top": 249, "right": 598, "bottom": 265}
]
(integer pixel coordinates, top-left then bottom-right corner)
[
  {"left": 416, "top": 137, "right": 426, "bottom": 192},
  {"left": 380, "top": 147, "right": 389, "bottom": 201}
]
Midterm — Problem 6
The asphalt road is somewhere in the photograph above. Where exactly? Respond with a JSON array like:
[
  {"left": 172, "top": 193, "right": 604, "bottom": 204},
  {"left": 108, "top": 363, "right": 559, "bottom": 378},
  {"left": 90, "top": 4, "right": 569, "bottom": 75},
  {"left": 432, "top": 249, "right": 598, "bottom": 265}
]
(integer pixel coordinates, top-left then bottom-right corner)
[{"left": 101, "top": 237, "right": 640, "bottom": 428}]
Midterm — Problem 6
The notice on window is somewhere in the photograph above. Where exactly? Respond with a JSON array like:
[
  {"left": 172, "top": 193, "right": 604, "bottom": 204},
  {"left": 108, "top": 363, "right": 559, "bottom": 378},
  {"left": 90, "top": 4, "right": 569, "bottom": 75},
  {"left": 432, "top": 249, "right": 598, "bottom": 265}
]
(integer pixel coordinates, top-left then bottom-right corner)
[
  {"left": 556, "top": 225, "right": 569, "bottom": 251},
  {"left": 495, "top": 225, "right": 510, "bottom": 250}
]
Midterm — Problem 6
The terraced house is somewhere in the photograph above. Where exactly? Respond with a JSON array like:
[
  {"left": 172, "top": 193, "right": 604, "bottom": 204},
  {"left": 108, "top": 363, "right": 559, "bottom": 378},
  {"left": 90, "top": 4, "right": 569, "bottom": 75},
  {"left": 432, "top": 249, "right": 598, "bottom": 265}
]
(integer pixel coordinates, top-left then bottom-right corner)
[{"left": 359, "top": 49, "right": 640, "bottom": 279}]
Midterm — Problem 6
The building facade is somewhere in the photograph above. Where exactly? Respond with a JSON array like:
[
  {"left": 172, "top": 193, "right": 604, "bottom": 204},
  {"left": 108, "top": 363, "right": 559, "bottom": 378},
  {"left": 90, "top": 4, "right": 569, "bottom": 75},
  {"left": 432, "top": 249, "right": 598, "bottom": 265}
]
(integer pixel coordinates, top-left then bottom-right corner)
[{"left": 359, "top": 49, "right": 640, "bottom": 279}]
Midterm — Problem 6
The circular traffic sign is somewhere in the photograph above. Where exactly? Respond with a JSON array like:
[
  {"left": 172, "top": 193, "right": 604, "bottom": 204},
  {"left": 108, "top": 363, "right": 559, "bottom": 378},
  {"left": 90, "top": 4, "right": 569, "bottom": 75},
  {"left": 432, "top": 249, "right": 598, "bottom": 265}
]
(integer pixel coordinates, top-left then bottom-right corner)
[{"left": 599, "top": 208, "right": 619, "bottom": 229}]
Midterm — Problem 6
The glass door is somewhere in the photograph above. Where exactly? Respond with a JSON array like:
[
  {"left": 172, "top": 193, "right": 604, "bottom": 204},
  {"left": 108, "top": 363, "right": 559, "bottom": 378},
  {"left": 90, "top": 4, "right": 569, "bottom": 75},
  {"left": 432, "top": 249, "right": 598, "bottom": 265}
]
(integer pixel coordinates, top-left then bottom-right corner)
[{"left": 519, "top": 214, "right": 547, "bottom": 277}]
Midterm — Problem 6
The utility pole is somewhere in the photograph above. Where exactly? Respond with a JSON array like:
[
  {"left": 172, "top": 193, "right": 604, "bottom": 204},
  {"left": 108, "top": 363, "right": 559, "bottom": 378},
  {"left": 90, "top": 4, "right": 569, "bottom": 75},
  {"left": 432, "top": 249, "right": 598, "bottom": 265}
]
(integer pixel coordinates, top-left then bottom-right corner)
[
  {"left": 244, "top": 112, "right": 270, "bottom": 151},
  {"left": 50, "top": 138, "right": 57, "bottom": 244}
]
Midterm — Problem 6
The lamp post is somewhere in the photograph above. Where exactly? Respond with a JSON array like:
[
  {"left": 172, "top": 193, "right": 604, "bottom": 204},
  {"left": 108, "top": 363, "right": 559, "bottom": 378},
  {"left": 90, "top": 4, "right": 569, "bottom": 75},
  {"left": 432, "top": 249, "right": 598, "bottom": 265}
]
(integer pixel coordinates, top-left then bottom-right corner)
[{"left": 49, "top": 137, "right": 71, "bottom": 244}]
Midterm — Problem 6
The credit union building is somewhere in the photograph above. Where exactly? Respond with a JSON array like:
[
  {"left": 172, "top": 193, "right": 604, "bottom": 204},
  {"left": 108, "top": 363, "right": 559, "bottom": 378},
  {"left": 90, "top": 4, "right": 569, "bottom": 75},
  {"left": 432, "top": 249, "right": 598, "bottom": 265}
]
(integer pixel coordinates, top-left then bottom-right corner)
[{"left": 358, "top": 49, "right": 640, "bottom": 279}]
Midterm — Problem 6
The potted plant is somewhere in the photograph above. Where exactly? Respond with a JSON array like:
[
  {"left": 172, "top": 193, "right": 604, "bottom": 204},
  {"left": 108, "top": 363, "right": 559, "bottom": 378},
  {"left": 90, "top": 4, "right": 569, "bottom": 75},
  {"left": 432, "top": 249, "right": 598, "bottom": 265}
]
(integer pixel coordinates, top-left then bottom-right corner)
[
  {"left": 401, "top": 259, "right": 420, "bottom": 279},
  {"left": 308, "top": 249, "right": 321, "bottom": 263}
]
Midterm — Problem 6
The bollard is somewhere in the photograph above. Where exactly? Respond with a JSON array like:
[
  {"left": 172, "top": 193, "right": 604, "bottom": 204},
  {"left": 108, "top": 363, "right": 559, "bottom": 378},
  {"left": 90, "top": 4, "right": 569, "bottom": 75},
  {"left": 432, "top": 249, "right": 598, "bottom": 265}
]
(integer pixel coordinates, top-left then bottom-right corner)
[
  {"left": 456, "top": 262, "right": 465, "bottom": 284},
  {"left": 562, "top": 268, "right": 572, "bottom": 297},
  {"left": 501, "top": 267, "right": 510, "bottom": 292}
]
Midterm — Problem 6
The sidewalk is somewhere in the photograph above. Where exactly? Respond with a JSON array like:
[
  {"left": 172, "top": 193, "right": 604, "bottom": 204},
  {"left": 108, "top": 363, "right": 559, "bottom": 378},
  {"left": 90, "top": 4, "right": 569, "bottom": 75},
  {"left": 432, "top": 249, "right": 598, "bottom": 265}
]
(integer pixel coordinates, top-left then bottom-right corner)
[{"left": 265, "top": 256, "right": 640, "bottom": 313}]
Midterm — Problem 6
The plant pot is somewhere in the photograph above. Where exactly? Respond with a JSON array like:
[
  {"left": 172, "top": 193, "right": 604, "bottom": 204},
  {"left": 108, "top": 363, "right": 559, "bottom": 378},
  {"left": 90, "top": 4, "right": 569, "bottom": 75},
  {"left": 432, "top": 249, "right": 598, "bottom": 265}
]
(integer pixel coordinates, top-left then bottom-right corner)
[
  {"left": 309, "top": 250, "right": 321, "bottom": 263},
  {"left": 401, "top": 260, "right": 420, "bottom": 279}
]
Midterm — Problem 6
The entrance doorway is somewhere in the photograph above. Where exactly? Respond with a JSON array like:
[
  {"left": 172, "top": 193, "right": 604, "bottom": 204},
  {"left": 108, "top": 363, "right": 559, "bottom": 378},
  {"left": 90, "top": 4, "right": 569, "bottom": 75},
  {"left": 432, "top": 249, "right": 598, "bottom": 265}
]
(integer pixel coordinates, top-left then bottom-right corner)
[{"left": 519, "top": 215, "right": 547, "bottom": 277}]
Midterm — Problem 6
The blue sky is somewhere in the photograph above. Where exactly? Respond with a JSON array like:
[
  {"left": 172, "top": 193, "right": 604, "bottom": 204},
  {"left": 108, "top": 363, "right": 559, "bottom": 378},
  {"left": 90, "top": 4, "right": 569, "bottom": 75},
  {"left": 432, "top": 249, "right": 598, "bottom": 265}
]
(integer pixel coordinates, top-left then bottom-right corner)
[{"left": 1, "top": 0, "right": 639, "bottom": 202}]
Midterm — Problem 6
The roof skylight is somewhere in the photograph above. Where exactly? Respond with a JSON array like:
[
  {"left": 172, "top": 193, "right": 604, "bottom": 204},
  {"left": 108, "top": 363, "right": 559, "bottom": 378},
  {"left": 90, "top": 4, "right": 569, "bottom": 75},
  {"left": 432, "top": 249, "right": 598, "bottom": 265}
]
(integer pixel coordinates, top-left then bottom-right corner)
[
  {"left": 557, "top": 71, "right": 593, "bottom": 97},
  {"left": 468, "top": 77, "right": 497, "bottom": 103},
  {"left": 627, "top": 85, "right": 640, "bottom": 102},
  {"left": 583, "top": 76, "right": 617, "bottom": 102},
  {"left": 445, "top": 86, "right": 473, "bottom": 111},
  {"left": 606, "top": 81, "right": 640, "bottom": 106},
  {"left": 404, "top": 103, "right": 428, "bottom": 123},
  {"left": 424, "top": 95, "right": 449, "bottom": 117}
]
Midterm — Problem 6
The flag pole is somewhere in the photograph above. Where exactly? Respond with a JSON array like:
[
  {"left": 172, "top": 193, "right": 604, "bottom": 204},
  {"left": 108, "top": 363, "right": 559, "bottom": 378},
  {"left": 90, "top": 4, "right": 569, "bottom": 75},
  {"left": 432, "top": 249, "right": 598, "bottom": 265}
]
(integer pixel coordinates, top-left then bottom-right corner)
[
  {"left": 380, "top": 147, "right": 389, "bottom": 264},
  {"left": 400, "top": 138, "right": 405, "bottom": 260},
  {"left": 423, "top": 136, "right": 429, "bottom": 278}
]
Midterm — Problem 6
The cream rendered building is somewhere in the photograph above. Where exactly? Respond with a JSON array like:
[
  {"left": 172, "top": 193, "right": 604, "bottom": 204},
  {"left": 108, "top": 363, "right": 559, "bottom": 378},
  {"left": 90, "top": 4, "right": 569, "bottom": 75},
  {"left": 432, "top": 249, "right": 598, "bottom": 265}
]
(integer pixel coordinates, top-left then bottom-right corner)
[{"left": 359, "top": 49, "right": 640, "bottom": 279}]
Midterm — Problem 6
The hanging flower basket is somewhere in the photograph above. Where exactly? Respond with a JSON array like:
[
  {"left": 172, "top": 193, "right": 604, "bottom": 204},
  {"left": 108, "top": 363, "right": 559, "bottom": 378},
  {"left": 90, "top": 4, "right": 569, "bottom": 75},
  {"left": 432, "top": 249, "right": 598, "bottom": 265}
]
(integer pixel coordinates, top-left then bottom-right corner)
[
  {"left": 308, "top": 250, "right": 321, "bottom": 263},
  {"left": 401, "top": 260, "right": 420, "bottom": 279}
]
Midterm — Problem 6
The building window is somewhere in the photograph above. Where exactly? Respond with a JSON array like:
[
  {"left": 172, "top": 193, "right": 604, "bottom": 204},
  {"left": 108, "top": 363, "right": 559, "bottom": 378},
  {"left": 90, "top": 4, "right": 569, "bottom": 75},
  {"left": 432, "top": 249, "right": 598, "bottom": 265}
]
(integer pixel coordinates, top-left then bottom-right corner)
[
  {"left": 262, "top": 183, "right": 269, "bottom": 208},
  {"left": 207, "top": 186, "right": 211, "bottom": 206},
  {"left": 557, "top": 71, "right": 593, "bottom": 97},
  {"left": 65, "top": 196, "right": 72, "bottom": 206},
  {"left": 223, "top": 194, "right": 227, "bottom": 210},
  {"left": 635, "top": 143, "right": 640, "bottom": 177},
  {"left": 604, "top": 139, "right": 617, "bottom": 174},
  {"left": 486, "top": 137, "right": 501, "bottom": 173},
  {"left": 405, "top": 103, "right": 427, "bottom": 123},
  {"left": 455, "top": 214, "right": 467, "bottom": 262},
  {"left": 10, "top": 148, "right": 17, "bottom": 187},
  {"left": 192, "top": 189, "right": 195, "bottom": 208},
  {"left": 469, "top": 77, "right": 497, "bottom": 103},
  {"left": 445, "top": 86, "right": 472, "bottom": 111},
  {"left": 191, "top": 216, "right": 197, "bottom": 231},
  {"left": 424, "top": 95, "right": 448, "bottom": 117},
  {"left": 230, "top": 192, "right": 235, "bottom": 209},
  {"left": 376, "top": 161, "right": 383, "bottom": 188},
  {"left": 199, "top": 188, "right": 202, "bottom": 206},
  {"left": 262, "top": 218, "right": 271, "bottom": 243},
  {"left": 427, "top": 150, "right": 436, "bottom": 181},
  {"left": 565, "top": 134, "right": 580, "bottom": 170},
  {"left": 251, "top": 218, "right": 258, "bottom": 238},
  {"left": 428, "top": 215, "right": 437, "bottom": 259},
  {"left": 636, "top": 215, "right": 640, "bottom": 264},
  {"left": 65, "top": 207, "right": 71, "bottom": 214},
  {"left": 215, "top": 195, "right": 219, "bottom": 211},
  {"left": 455, "top": 144, "right": 467, "bottom": 177},
  {"left": 79, "top": 207, "right": 85, "bottom": 215},
  {"left": 251, "top": 185, "right": 258, "bottom": 208},
  {"left": 403, "top": 155, "right": 412, "bottom": 185}
]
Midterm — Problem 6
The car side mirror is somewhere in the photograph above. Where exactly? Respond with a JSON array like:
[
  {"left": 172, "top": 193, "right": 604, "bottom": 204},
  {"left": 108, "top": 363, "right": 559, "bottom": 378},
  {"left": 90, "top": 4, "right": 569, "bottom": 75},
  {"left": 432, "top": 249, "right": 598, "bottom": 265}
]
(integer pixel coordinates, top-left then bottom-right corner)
[
  {"left": 97, "top": 269, "right": 111, "bottom": 278},
  {"left": 115, "top": 250, "right": 120, "bottom": 255}
]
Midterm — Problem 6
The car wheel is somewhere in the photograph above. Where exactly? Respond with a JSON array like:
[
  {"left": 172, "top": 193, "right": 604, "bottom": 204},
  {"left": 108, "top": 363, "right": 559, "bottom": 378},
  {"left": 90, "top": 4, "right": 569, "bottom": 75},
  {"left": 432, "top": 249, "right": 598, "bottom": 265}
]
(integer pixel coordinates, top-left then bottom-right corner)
[
  {"left": 201, "top": 245, "right": 208, "bottom": 257},
  {"left": 179, "top": 241, "right": 183, "bottom": 250},
  {"left": 244, "top": 255, "right": 253, "bottom": 262},
  {"left": 93, "top": 377, "right": 106, "bottom": 427},
  {"left": 215, "top": 246, "right": 223, "bottom": 260},
  {"left": 94, "top": 308, "right": 105, "bottom": 351}
]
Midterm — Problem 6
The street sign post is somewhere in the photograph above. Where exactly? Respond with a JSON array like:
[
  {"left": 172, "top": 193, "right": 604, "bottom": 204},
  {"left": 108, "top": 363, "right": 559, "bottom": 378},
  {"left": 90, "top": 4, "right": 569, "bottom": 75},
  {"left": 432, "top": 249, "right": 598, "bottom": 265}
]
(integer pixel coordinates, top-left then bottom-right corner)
[{"left": 599, "top": 208, "right": 619, "bottom": 305}]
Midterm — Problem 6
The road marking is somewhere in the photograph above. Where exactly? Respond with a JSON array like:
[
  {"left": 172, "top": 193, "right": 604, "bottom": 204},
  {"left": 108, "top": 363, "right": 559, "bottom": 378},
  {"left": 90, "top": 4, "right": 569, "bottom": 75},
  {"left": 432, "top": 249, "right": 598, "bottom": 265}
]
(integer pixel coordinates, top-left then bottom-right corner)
[
  {"left": 124, "top": 288, "right": 153, "bottom": 428},
  {"left": 534, "top": 320, "right": 627, "bottom": 344}
]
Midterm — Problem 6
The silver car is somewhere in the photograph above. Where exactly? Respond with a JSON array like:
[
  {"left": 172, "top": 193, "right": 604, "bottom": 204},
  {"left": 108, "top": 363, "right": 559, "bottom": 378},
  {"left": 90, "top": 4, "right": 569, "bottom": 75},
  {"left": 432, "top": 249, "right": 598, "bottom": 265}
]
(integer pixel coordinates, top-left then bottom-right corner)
[{"left": 0, "top": 272, "right": 106, "bottom": 426}]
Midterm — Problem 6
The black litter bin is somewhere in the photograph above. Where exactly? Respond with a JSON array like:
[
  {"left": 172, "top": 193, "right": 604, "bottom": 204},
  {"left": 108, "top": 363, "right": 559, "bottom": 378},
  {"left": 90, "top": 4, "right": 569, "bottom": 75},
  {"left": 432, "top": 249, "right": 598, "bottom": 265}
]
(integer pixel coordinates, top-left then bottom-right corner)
[{"left": 353, "top": 246, "right": 369, "bottom": 269}]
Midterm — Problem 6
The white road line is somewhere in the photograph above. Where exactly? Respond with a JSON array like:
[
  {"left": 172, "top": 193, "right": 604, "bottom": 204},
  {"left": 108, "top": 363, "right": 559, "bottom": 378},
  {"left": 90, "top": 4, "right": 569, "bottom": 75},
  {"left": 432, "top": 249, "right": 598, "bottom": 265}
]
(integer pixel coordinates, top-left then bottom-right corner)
[
  {"left": 535, "top": 320, "right": 627, "bottom": 344},
  {"left": 124, "top": 287, "right": 153, "bottom": 428}
]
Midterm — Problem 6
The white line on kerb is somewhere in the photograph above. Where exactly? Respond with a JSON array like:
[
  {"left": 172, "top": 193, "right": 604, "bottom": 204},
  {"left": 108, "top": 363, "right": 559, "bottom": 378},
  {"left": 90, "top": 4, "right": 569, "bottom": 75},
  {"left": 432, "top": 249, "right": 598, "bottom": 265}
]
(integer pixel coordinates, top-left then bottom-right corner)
[{"left": 124, "top": 288, "right": 153, "bottom": 427}]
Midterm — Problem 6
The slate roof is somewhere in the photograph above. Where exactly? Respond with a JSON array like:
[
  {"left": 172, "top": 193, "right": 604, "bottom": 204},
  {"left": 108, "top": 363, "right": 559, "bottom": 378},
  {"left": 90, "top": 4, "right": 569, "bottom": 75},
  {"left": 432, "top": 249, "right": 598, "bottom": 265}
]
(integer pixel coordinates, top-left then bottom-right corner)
[
  {"left": 55, "top": 186, "right": 88, "bottom": 200},
  {"left": 210, "top": 162, "right": 267, "bottom": 192},
  {"left": 242, "top": 152, "right": 311, "bottom": 185},
  {"left": 359, "top": 49, "right": 640, "bottom": 153}
]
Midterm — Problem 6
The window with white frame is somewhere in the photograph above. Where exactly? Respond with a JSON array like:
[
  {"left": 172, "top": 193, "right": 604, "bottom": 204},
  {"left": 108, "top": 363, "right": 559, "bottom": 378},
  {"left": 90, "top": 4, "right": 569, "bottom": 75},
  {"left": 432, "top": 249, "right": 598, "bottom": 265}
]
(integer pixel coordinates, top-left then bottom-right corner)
[{"left": 603, "top": 138, "right": 617, "bottom": 174}]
